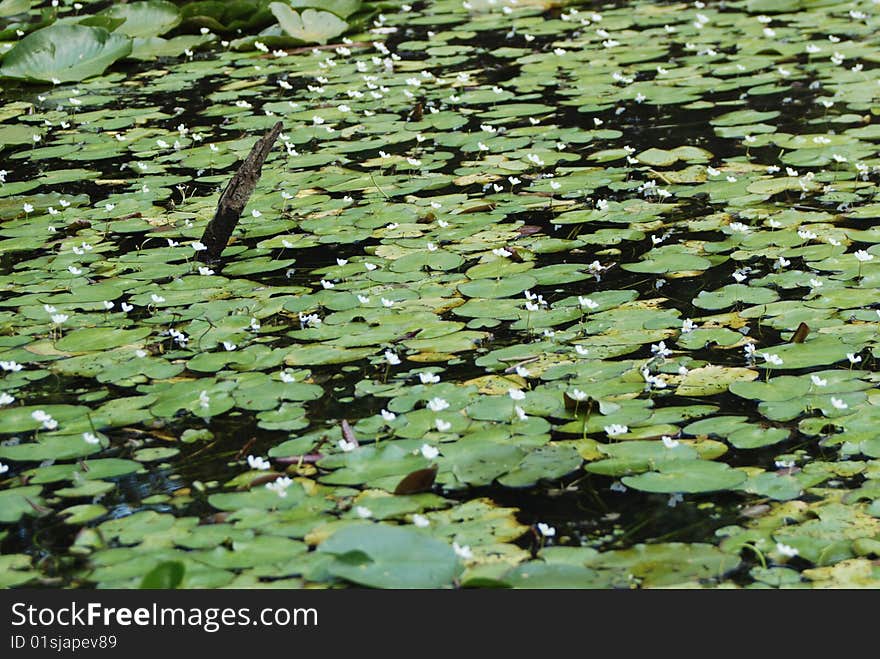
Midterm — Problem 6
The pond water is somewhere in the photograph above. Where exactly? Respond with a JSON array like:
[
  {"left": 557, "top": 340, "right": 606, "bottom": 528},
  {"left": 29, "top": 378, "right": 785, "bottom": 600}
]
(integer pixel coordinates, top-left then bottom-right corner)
[{"left": 2, "top": 0, "right": 880, "bottom": 589}]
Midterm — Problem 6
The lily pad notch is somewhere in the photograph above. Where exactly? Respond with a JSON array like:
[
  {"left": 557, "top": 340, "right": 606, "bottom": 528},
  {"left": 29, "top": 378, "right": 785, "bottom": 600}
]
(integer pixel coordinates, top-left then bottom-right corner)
[{"left": 198, "top": 120, "right": 284, "bottom": 263}]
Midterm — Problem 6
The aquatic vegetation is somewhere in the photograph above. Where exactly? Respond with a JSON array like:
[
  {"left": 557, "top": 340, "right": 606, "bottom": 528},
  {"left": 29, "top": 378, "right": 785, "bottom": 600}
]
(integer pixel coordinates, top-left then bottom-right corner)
[{"left": 1, "top": 0, "right": 880, "bottom": 589}]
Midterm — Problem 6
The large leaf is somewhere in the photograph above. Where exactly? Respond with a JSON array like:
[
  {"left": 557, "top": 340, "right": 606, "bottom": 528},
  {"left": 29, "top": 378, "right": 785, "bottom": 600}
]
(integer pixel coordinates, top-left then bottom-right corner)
[
  {"left": 269, "top": 3, "right": 348, "bottom": 44},
  {"left": 0, "top": 24, "right": 132, "bottom": 83},
  {"left": 102, "top": 1, "right": 181, "bottom": 38},
  {"left": 319, "top": 523, "right": 462, "bottom": 588}
]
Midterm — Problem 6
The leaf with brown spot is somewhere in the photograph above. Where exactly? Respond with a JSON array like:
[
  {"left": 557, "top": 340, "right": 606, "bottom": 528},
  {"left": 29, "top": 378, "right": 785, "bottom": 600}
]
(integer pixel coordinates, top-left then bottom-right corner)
[
  {"left": 394, "top": 464, "right": 438, "bottom": 495},
  {"left": 791, "top": 322, "right": 809, "bottom": 344}
]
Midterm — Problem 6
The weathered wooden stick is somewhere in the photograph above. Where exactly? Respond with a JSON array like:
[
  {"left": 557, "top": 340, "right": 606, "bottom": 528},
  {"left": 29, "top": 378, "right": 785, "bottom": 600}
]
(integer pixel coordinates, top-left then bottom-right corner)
[{"left": 197, "top": 120, "right": 283, "bottom": 263}]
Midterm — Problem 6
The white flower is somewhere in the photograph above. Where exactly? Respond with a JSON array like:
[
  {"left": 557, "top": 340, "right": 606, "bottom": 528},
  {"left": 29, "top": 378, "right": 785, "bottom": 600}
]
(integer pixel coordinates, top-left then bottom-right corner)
[
  {"left": 569, "top": 389, "right": 588, "bottom": 401},
  {"left": 420, "top": 443, "right": 440, "bottom": 459},
  {"left": 247, "top": 455, "right": 271, "bottom": 470},
  {"left": 662, "top": 435, "right": 680, "bottom": 448},
  {"left": 384, "top": 350, "right": 401, "bottom": 365},
  {"left": 381, "top": 298, "right": 395, "bottom": 308},
  {"left": 419, "top": 372, "right": 440, "bottom": 384},
  {"left": 427, "top": 397, "right": 449, "bottom": 412},
  {"left": 830, "top": 397, "right": 848, "bottom": 410},
  {"left": 578, "top": 296, "right": 599, "bottom": 310},
  {"left": 776, "top": 542, "right": 799, "bottom": 557},
  {"left": 222, "top": 341, "right": 236, "bottom": 351},
  {"left": 121, "top": 303, "right": 134, "bottom": 312},
  {"left": 251, "top": 209, "right": 262, "bottom": 218},
  {"left": 135, "top": 349, "right": 148, "bottom": 358},
  {"left": 198, "top": 390, "right": 210, "bottom": 409},
  {"left": 265, "top": 476, "right": 293, "bottom": 497},
  {"left": 83, "top": 432, "right": 100, "bottom": 445},
  {"left": 453, "top": 542, "right": 473, "bottom": 559},
  {"left": 151, "top": 294, "right": 165, "bottom": 303},
  {"left": 537, "top": 523, "right": 556, "bottom": 537},
  {"left": 651, "top": 341, "right": 672, "bottom": 358},
  {"left": 508, "top": 388, "right": 526, "bottom": 401},
  {"left": 762, "top": 353, "right": 784, "bottom": 366},
  {"left": 0, "top": 462, "right": 8, "bottom": 474},
  {"left": 338, "top": 439, "right": 358, "bottom": 452},
  {"left": 320, "top": 279, "right": 335, "bottom": 289},
  {"left": 380, "top": 409, "right": 396, "bottom": 422},
  {"left": 412, "top": 514, "right": 430, "bottom": 528},
  {"left": 847, "top": 353, "right": 862, "bottom": 365},
  {"left": 364, "top": 262, "right": 378, "bottom": 271},
  {"left": 51, "top": 313, "right": 68, "bottom": 325},
  {"left": 0, "top": 392, "right": 14, "bottom": 405},
  {"left": 198, "top": 266, "right": 214, "bottom": 276},
  {"left": 681, "top": 319, "right": 696, "bottom": 333},
  {"left": 574, "top": 345, "right": 590, "bottom": 356},
  {"left": 492, "top": 247, "right": 511, "bottom": 257},
  {"left": 68, "top": 266, "right": 82, "bottom": 275},
  {"left": 434, "top": 418, "right": 452, "bottom": 432},
  {"left": 0, "top": 361, "right": 23, "bottom": 372},
  {"left": 605, "top": 424, "right": 628, "bottom": 436},
  {"left": 854, "top": 250, "right": 874, "bottom": 262},
  {"left": 811, "top": 375, "right": 828, "bottom": 387},
  {"left": 355, "top": 506, "right": 373, "bottom": 519},
  {"left": 515, "top": 365, "right": 530, "bottom": 378},
  {"left": 192, "top": 241, "right": 207, "bottom": 252}
]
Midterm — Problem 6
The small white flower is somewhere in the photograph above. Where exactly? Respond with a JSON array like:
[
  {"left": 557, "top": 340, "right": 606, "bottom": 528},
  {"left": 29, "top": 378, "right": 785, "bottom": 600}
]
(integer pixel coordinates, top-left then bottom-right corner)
[
  {"left": 380, "top": 409, "right": 396, "bottom": 422},
  {"left": 251, "top": 209, "right": 262, "bottom": 218},
  {"left": 420, "top": 443, "right": 440, "bottom": 459},
  {"left": 515, "top": 365, "right": 530, "bottom": 378},
  {"left": 338, "top": 439, "right": 358, "bottom": 452},
  {"left": 151, "top": 294, "right": 165, "bottom": 303},
  {"left": 357, "top": 294, "right": 370, "bottom": 304},
  {"left": 605, "top": 424, "right": 628, "bottom": 436},
  {"left": 578, "top": 296, "right": 599, "bottom": 310},
  {"left": 412, "top": 514, "right": 430, "bottom": 528},
  {"left": 776, "top": 542, "right": 799, "bottom": 558},
  {"left": 384, "top": 350, "right": 401, "bottom": 365},
  {"left": 83, "top": 432, "right": 100, "bottom": 445},
  {"left": 681, "top": 319, "right": 696, "bottom": 333},
  {"left": 453, "top": 542, "right": 473, "bottom": 559},
  {"left": 0, "top": 392, "right": 14, "bottom": 405},
  {"left": 427, "top": 397, "right": 450, "bottom": 412},
  {"left": 854, "top": 250, "right": 874, "bottom": 262},
  {"left": 68, "top": 266, "right": 82, "bottom": 275},
  {"left": 320, "top": 279, "right": 335, "bottom": 289},
  {"left": 537, "top": 523, "right": 556, "bottom": 537},
  {"left": 662, "top": 435, "right": 680, "bottom": 448},
  {"left": 847, "top": 353, "right": 862, "bottom": 365},
  {"left": 0, "top": 361, "right": 23, "bottom": 372},
  {"left": 192, "top": 241, "right": 207, "bottom": 252},
  {"left": 198, "top": 390, "right": 210, "bottom": 409},
  {"left": 381, "top": 298, "right": 395, "bottom": 308},
  {"left": 762, "top": 353, "right": 784, "bottom": 366},
  {"left": 222, "top": 341, "right": 236, "bottom": 351},
  {"left": 811, "top": 375, "right": 828, "bottom": 387},
  {"left": 508, "top": 388, "right": 526, "bottom": 401},
  {"left": 575, "top": 345, "right": 590, "bottom": 356},
  {"left": 419, "top": 372, "right": 440, "bottom": 384},
  {"left": 121, "top": 303, "right": 134, "bottom": 312},
  {"left": 569, "top": 389, "right": 588, "bottom": 401},
  {"left": 830, "top": 397, "right": 848, "bottom": 410},
  {"left": 651, "top": 341, "right": 672, "bottom": 358},
  {"left": 135, "top": 349, "right": 148, "bottom": 358},
  {"left": 247, "top": 455, "right": 271, "bottom": 470},
  {"left": 433, "top": 416, "right": 452, "bottom": 432},
  {"left": 198, "top": 266, "right": 214, "bottom": 276},
  {"left": 0, "top": 462, "right": 8, "bottom": 474},
  {"left": 51, "top": 313, "right": 68, "bottom": 325},
  {"left": 355, "top": 506, "right": 373, "bottom": 519},
  {"left": 265, "top": 476, "right": 293, "bottom": 497}
]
